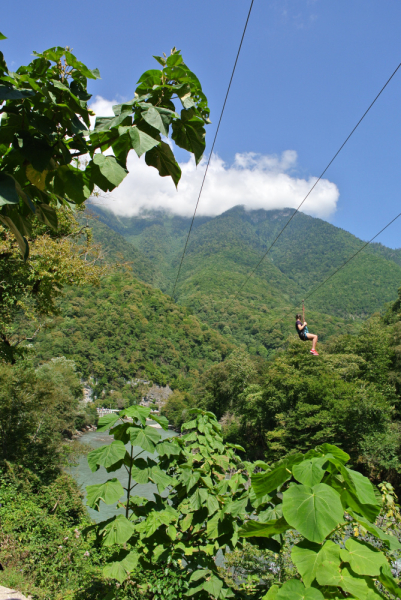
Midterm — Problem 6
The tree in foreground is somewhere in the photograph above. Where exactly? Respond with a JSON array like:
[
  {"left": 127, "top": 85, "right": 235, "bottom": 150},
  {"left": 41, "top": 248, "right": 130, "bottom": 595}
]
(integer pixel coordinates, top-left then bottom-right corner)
[
  {"left": 85, "top": 408, "right": 401, "bottom": 599},
  {"left": 0, "top": 33, "right": 210, "bottom": 258}
]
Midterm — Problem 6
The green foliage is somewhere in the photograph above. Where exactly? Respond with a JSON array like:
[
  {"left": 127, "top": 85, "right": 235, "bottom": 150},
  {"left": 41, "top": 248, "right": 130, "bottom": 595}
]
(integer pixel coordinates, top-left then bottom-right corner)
[
  {"left": 88, "top": 205, "right": 401, "bottom": 357},
  {"left": 85, "top": 408, "right": 252, "bottom": 598},
  {"left": 0, "top": 40, "right": 209, "bottom": 257},
  {"left": 32, "top": 273, "right": 234, "bottom": 392},
  {"left": 0, "top": 466, "right": 105, "bottom": 600},
  {"left": 240, "top": 444, "right": 401, "bottom": 599},
  {"left": 197, "top": 324, "right": 401, "bottom": 487},
  {"left": 0, "top": 209, "right": 105, "bottom": 361},
  {"left": 161, "top": 390, "right": 193, "bottom": 429},
  {"left": 0, "top": 356, "right": 91, "bottom": 475}
]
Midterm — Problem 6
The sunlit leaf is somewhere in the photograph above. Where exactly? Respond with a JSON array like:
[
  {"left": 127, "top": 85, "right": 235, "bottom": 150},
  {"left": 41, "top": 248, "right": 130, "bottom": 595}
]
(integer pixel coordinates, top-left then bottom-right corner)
[
  {"left": 129, "top": 425, "right": 161, "bottom": 453},
  {"left": 86, "top": 479, "right": 124, "bottom": 511},
  {"left": 276, "top": 579, "right": 324, "bottom": 600},
  {"left": 99, "top": 515, "right": 136, "bottom": 546},
  {"left": 87, "top": 441, "right": 126, "bottom": 472},
  {"left": 282, "top": 483, "right": 344, "bottom": 544}
]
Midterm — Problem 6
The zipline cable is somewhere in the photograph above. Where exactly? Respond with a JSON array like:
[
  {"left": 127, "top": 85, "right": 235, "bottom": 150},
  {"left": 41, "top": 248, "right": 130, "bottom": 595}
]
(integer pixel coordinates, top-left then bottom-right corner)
[
  {"left": 270, "top": 207, "right": 401, "bottom": 332},
  {"left": 171, "top": 0, "right": 255, "bottom": 299},
  {"left": 228, "top": 60, "right": 401, "bottom": 307}
]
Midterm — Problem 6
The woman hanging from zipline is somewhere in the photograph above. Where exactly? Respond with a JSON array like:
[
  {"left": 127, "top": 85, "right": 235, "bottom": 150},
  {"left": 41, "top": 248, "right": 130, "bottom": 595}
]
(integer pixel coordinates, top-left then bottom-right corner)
[{"left": 295, "top": 302, "right": 319, "bottom": 355}]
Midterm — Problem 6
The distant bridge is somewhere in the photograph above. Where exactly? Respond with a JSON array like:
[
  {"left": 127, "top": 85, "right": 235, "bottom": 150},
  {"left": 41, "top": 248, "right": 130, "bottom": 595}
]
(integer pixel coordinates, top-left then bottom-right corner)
[{"left": 96, "top": 408, "right": 120, "bottom": 418}]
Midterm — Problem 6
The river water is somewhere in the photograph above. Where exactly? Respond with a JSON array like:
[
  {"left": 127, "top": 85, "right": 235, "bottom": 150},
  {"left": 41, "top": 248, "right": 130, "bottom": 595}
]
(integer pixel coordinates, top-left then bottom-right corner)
[{"left": 69, "top": 424, "right": 177, "bottom": 523}]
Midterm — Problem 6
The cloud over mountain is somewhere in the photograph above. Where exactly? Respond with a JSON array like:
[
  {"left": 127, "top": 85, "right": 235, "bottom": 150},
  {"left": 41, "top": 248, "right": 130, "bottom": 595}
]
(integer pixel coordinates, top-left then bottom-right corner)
[{"left": 89, "top": 96, "right": 339, "bottom": 219}]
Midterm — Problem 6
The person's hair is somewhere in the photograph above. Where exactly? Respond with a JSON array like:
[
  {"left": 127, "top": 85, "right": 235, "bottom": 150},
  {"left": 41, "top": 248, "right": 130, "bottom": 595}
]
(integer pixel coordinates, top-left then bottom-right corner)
[{"left": 296, "top": 314, "right": 302, "bottom": 320}]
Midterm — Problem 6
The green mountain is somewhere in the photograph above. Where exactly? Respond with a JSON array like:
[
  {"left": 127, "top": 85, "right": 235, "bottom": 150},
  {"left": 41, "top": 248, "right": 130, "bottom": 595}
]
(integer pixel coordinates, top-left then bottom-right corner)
[
  {"left": 33, "top": 273, "right": 234, "bottom": 395},
  {"left": 86, "top": 204, "right": 401, "bottom": 355}
]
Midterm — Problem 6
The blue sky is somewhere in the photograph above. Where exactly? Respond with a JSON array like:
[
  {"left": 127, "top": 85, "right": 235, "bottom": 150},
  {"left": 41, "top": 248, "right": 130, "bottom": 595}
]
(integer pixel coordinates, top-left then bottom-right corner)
[{"left": 3, "top": 1, "right": 401, "bottom": 247}]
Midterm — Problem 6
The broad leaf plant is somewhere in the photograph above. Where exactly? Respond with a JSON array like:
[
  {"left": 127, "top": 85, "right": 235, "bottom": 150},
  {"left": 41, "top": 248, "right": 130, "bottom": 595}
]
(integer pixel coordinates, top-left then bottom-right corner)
[
  {"left": 85, "top": 408, "right": 252, "bottom": 598},
  {"left": 0, "top": 33, "right": 210, "bottom": 258},
  {"left": 86, "top": 407, "right": 401, "bottom": 600},
  {"left": 240, "top": 444, "right": 401, "bottom": 600}
]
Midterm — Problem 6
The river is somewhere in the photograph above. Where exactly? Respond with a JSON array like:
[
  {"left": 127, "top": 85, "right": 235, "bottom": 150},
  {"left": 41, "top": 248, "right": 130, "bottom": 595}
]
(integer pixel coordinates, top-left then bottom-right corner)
[{"left": 69, "top": 424, "right": 177, "bottom": 522}]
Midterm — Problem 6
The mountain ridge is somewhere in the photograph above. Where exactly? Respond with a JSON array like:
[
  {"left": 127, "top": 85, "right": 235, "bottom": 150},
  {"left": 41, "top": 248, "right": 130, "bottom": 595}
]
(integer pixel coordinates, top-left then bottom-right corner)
[{"left": 85, "top": 204, "right": 401, "bottom": 355}]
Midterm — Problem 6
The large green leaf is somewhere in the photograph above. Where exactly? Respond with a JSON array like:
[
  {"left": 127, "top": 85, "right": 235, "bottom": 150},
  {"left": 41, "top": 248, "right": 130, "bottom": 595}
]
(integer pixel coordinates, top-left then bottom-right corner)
[
  {"left": 156, "top": 440, "right": 181, "bottom": 457},
  {"left": 149, "top": 465, "right": 175, "bottom": 493},
  {"left": 349, "top": 512, "right": 401, "bottom": 550},
  {"left": 0, "top": 173, "right": 19, "bottom": 206},
  {"left": 103, "top": 550, "right": 139, "bottom": 583},
  {"left": 189, "top": 488, "right": 209, "bottom": 511},
  {"left": 128, "top": 126, "right": 160, "bottom": 157},
  {"left": 87, "top": 440, "right": 126, "bottom": 472},
  {"left": 206, "top": 494, "right": 219, "bottom": 516},
  {"left": 251, "top": 465, "right": 292, "bottom": 498},
  {"left": 293, "top": 458, "right": 326, "bottom": 487},
  {"left": 318, "top": 444, "right": 350, "bottom": 463},
  {"left": 224, "top": 497, "right": 248, "bottom": 518},
  {"left": 292, "top": 540, "right": 341, "bottom": 588},
  {"left": 86, "top": 479, "right": 124, "bottom": 511},
  {"left": 282, "top": 483, "right": 344, "bottom": 543},
  {"left": 96, "top": 413, "right": 120, "bottom": 431},
  {"left": 378, "top": 563, "right": 401, "bottom": 598},
  {"left": 203, "top": 576, "right": 224, "bottom": 599},
  {"left": 91, "top": 153, "right": 127, "bottom": 191},
  {"left": 99, "top": 515, "right": 136, "bottom": 546},
  {"left": 0, "top": 85, "right": 34, "bottom": 100},
  {"left": 239, "top": 517, "right": 290, "bottom": 538},
  {"left": 340, "top": 467, "right": 379, "bottom": 507},
  {"left": 276, "top": 579, "right": 324, "bottom": 600},
  {"left": 341, "top": 489, "right": 380, "bottom": 522},
  {"left": 130, "top": 458, "right": 150, "bottom": 484},
  {"left": 340, "top": 538, "right": 387, "bottom": 577},
  {"left": 136, "top": 508, "right": 177, "bottom": 537},
  {"left": 171, "top": 117, "right": 205, "bottom": 165},
  {"left": 140, "top": 105, "right": 176, "bottom": 137},
  {"left": 316, "top": 562, "right": 370, "bottom": 598},
  {"left": 264, "top": 585, "right": 280, "bottom": 599},
  {"left": 150, "top": 414, "right": 169, "bottom": 430},
  {"left": 291, "top": 541, "right": 322, "bottom": 587},
  {"left": 145, "top": 141, "right": 181, "bottom": 187},
  {"left": 0, "top": 214, "right": 28, "bottom": 260},
  {"left": 53, "top": 165, "right": 91, "bottom": 204},
  {"left": 121, "top": 405, "right": 150, "bottom": 425},
  {"left": 129, "top": 425, "right": 161, "bottom": 453}
]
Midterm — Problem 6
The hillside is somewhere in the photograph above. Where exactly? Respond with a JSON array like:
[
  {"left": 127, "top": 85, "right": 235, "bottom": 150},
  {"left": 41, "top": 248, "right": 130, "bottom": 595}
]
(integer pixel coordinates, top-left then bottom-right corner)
[
  {"left": 78, "top": 211, "right": 160, "bottom": 286},
  {"left": 86, "top": 204, "right": 401, "bottom": 354},
  {"left": 32, "top": 273, "right": 234, "bottom": 396}
]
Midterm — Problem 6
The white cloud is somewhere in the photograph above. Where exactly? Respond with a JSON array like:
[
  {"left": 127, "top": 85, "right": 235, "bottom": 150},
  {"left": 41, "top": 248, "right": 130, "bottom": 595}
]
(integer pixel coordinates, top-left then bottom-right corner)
[{"left": 88, "top": 97, "right": 339, "bottom": 220}]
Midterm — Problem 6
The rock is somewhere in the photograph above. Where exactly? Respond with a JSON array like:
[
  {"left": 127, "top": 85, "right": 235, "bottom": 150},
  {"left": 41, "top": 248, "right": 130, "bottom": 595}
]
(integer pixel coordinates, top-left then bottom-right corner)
[
  {"left": 0, "top": 585, "right": 32, "bottom": 599},
  {"left": 140, "top": 384, "right": 173, "bottom": 408}
]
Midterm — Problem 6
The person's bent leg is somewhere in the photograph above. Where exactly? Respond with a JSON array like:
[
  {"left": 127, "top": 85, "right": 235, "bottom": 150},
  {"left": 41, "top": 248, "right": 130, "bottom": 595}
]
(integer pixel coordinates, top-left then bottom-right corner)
[{"left": 306, "top": 333, "right": 318, "bottom": 351}]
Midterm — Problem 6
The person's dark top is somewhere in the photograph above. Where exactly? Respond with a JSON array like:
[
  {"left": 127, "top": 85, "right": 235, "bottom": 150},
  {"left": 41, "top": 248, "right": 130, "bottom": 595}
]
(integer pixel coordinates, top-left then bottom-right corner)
[{"left": 296, "top": 320, "right": 306, "bottom": 339}]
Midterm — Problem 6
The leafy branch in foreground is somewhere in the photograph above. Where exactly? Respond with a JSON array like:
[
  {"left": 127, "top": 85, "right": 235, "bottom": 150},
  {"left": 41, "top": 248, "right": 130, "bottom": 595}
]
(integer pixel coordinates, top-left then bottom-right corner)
[
  {"left": 0, "top": 33, "right": 210, "bottom": 258},
  {"left": 85, "top": 407, "right": 401, "bottom": 599},
  {"left": 241, "top": 444, "right": 401, "bottom": 599},
  {"left": 84, "top": 408, "right": 252, "bottom": 598}
]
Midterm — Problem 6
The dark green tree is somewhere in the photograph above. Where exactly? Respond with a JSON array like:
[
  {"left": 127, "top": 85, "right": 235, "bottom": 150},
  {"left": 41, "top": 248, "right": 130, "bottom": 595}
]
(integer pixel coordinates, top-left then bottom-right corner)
[{"left": 0, "top": 36, "right": 210, "bottom": 258}]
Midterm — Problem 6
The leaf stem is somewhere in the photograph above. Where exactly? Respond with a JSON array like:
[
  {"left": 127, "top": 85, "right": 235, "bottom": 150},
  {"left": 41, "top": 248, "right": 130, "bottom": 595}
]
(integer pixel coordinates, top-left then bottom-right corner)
[{"left": 126, "top": 444, "right": 134, "bottom": 519}]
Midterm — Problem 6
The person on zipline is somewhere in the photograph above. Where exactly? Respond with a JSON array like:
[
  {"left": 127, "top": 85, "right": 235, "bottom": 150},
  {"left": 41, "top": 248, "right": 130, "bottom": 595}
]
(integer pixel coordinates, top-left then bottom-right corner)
[{"left": 295, "top": 314, "right": 319, "bottom": 355}]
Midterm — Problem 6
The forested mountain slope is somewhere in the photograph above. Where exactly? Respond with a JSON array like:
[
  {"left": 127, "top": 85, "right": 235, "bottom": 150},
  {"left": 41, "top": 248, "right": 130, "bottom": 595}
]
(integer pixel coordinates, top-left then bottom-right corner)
[
  {"left": 33, "top": 273, "right": 234, "bottom": 396},
  {"left": 87, "top": 204, "right": 401, "bottom": 354}
]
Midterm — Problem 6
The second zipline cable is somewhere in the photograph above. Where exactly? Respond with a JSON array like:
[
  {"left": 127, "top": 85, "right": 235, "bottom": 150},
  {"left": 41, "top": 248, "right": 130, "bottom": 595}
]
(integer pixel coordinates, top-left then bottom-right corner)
[{"left": 228, "top": 60, "right": 401, "bottom": 307}]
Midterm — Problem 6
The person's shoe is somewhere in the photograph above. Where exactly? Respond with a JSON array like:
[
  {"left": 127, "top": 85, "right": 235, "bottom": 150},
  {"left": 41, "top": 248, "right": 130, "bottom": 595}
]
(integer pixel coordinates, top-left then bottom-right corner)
[{"left": 310, "top": 349, "right": 319, "bottom": 356}]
